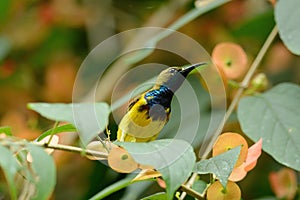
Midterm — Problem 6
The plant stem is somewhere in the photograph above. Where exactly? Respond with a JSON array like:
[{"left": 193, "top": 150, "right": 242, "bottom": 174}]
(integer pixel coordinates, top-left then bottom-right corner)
[
  {"left": 33, "top": 142, "right": 108, "bottom": 159},
  {"left": 180, "top": 183, "right": 205, "bottom": 199},
  {"left": 179, "top": 25, "right": 278, "bottom": 200},
  {"left": 225, "top": 25, "right": 278, "bottom": 124}
]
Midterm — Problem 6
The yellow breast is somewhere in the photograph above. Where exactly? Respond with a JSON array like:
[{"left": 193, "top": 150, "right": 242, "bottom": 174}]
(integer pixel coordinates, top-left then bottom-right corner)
[{"left": 117, "top": 96, "right": 170, "bottom": 142}]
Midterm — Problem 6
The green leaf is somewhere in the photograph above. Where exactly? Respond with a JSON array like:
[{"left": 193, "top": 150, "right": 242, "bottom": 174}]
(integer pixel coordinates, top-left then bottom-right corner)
[
  {"left": 37, "top": 124, "right": 77, "bottom": 141},
  {"left": 26, "top": 143, "right": 56, "bottom": 200},
  {"left": 116, "top": 139, "right": 196, "bottom": 200},
  {"left": 238, "top": 83, "right": 300, "bottom": 170},
  {"left": 275, "top": 0, "right": 300, "bottom": 55},
  {"left": 191, "top": 179, "right": 208, "bottom": 196},
  {"left": 141, "top": 192, "right": 167, "bottom": 200},
  {"left": 28, "top": 102, "right": 110, "bottom": 144},
  {"left": 0, "top": 145, "right": 20, "bottom": 200},
  {"left": 194, "top": 146, "right": 241, "bottom": 188},
  {"left": 0, "top": 126, "right": 12, "bottom": 136}
]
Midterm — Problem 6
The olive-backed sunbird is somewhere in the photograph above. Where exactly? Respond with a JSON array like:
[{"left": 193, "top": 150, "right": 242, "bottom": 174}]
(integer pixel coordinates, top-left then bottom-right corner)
[{"left": 117, "top": 62, "right": 206, "bottom": 142}]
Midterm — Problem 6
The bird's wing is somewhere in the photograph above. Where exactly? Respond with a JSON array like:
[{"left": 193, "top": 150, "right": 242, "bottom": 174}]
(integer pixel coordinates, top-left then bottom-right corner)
[{"left": 127, "top": 95, "right": 141, "bottom": 111}]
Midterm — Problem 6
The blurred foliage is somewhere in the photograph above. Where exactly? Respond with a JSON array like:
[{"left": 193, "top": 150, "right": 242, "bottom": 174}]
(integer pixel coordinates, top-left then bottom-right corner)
[{"left": 0, "top": 0, "right": 299, "bottom": 199}]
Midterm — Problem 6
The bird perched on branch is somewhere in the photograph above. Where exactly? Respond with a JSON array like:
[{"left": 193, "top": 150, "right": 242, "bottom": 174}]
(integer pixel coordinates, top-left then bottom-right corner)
[{"left": 117, "top": 63, "right": 206, "bottom": 142}]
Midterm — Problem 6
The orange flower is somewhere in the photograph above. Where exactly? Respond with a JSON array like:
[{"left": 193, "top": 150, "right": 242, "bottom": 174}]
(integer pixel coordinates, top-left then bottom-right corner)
[
  {"left": 207, "top": 180, "right": 241, "bottom": 200},
  {"left": 213, "top": 132, "right": 248, "bottom": 167},
  {"left": 212, "top": 133, "right": 263, "bottom": 182},
  {"left": 228, "top": 138, "right": 262, "bottom": 182},
  {"left": 212, "top": 42, "right": 248, "bottom": 80},
  {"left": 269, "top": 168, "right": 297, "bottom": 200}
]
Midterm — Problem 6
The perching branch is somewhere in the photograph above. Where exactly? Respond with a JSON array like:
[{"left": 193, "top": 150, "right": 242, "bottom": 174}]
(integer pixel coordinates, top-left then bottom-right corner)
[{"left": 33, "top": 142, "right": 108, "bottom": 159}]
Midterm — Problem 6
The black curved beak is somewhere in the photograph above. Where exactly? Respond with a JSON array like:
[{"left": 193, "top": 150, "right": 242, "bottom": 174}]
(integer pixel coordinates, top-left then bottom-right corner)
[{"left": 180, "top": 62, "right": 207, "bottom": 77}]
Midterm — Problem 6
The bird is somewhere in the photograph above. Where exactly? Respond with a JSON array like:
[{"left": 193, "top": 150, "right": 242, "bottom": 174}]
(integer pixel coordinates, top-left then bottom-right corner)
[{"left": 117, "top": 62, "right": 206, "bottom": 142}]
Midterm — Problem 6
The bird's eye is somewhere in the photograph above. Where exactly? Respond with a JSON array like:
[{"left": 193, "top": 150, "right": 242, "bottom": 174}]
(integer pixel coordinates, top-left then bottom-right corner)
[{"left": 168, "top": 68, "right": 176, "bottom": 73}]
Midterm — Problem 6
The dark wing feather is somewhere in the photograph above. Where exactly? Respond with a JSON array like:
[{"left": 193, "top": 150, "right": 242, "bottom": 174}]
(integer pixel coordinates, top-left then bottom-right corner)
[{"left": 127, "top": 95, "right": 141, "bottom": 111}]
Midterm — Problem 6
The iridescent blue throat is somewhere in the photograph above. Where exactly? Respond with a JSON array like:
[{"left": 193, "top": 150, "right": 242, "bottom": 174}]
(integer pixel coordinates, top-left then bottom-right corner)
[{"left": 144, "top": 85, "right": 174, "bottom": 108}]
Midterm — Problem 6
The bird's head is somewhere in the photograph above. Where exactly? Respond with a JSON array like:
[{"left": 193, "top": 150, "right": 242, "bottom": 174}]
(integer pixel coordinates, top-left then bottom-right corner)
[{"left": 155, "top": 62, "right": 206, "bottom": 92}]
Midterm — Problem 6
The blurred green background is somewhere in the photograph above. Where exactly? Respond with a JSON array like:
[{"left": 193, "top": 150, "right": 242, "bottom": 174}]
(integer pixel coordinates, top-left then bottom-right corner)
[{"left": 0, "top": 0, "right": 299, "bottom": 199}]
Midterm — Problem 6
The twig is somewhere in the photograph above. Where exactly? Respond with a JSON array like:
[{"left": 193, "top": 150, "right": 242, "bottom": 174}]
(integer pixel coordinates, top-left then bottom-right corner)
[
  {"left": 179, "top": 173, "right": 200, "bottom": 200},
  {"left": 180, "top": 184, "right": 205, "bottom": 199},
  {"left": 179, "top": 25, "right": 278, "bottom": 199},
  {"left": 225, "top": 25, "right": 278, "bottom": 124},
  {"left": 33, "top": 142, "right": 108, "bottom": 159},
  {"left": 199, "top": 25, "right": 278, "bottom": 161}
]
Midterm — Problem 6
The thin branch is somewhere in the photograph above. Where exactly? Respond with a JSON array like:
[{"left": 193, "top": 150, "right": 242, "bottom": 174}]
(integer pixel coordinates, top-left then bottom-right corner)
[
  {"left": 226, "top": 25, "right": 278, "bottom": 123},
  {"left": 179, "top": 25, "right": 278, "bottom": 199},
  {"left": 200, "top": 25, "right": 278, "bottom": 161},
  {"left": 33, "top": 142, "right": 108, "bottom": 159},
  {"left": 181, "top": 172, "right": 198, "bottom": 196},
  {"left": 180, "top": 184, "right": 205, "bottom": 200}
]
